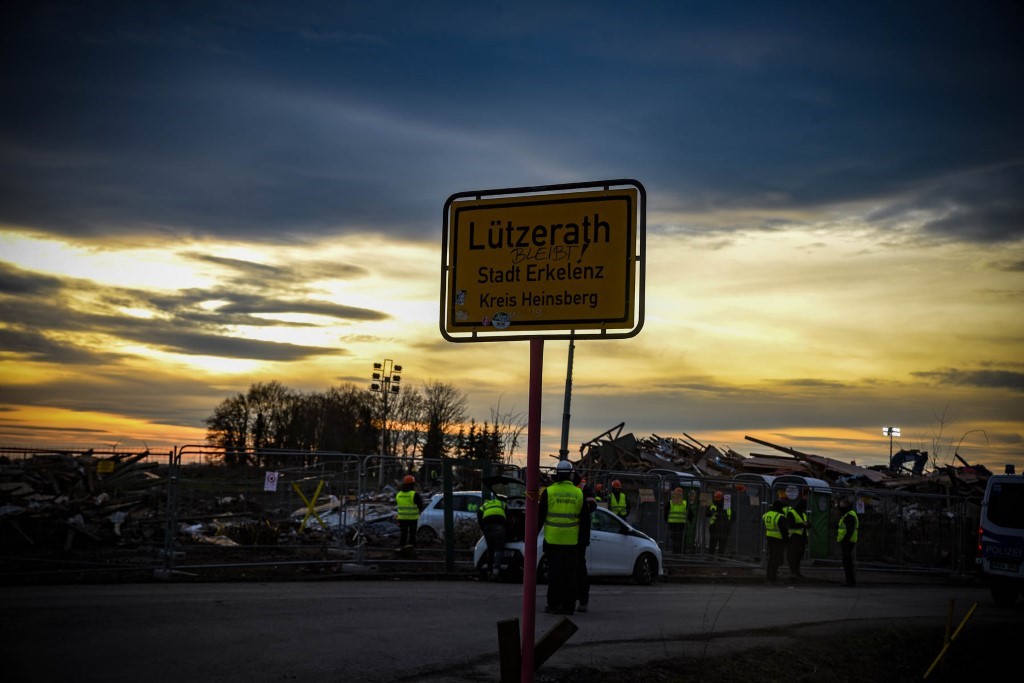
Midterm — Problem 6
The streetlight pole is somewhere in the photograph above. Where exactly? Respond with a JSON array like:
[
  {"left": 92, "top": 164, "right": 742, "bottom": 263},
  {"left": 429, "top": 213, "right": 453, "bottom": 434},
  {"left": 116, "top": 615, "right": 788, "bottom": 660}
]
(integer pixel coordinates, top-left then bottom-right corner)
[{"left": 371, "top": 359, "right": 402, "bottom": 488}]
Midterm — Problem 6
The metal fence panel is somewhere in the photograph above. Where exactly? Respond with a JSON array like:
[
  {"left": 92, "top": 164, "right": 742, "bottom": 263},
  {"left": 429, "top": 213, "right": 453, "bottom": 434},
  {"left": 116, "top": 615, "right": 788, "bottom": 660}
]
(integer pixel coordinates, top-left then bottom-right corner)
[{"left": 0, "top": 445, "right": 981, "bottom": 580}]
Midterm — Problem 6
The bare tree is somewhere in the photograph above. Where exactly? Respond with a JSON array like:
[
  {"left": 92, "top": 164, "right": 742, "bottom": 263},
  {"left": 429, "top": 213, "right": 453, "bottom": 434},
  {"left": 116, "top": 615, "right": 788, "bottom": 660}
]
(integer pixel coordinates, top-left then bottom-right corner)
[
  {"left": 205, "top": 392, "right": 251, "bottom": 465},
  {"left": 924, "top": 403, "right": 959, "bottom": 468},
  {"left": 490, "top": 395, "right": 527, "bottom": 464},
  {"left": 421, "top": 379, "right": 469, "bottom": 460},
  {"left": 390, "top": 387, "right": 426, "bottom": 459}
]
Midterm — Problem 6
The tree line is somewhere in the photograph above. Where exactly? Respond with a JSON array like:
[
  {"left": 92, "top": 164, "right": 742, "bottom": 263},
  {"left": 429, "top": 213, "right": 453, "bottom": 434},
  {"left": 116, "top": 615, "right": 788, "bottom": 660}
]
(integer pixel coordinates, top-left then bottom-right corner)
[{"left": 204, "top": 380, "right": 526, "bottom": 468}]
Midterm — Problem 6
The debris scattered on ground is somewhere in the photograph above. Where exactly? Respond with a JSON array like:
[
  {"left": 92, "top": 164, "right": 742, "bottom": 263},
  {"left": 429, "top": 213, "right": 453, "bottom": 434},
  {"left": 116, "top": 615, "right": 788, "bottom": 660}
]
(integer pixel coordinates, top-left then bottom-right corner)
[{"left": 0, "top": 449, "right": 165, "bottom": 551}]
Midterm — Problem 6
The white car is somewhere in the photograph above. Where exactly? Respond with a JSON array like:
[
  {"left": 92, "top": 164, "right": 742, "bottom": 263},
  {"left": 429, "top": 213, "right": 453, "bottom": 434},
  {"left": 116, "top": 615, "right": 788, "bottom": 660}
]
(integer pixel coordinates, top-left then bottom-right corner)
[
  {"left": 474, "top": 505, "right": 664, "bottom": 585},
  {"left": 416, "top": 490, "right": 483, "bottom": 544}
]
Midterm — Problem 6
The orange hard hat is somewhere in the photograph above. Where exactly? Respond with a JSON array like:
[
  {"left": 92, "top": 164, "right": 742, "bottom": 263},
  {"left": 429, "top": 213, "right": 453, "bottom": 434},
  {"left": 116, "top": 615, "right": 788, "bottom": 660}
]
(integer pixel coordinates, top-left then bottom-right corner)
[
  {"left": 673, "top": 487, "right": 683, "bottom": 493},
  {"left": 714, "top": 490, "right": 724, "bottom": 501},
  {"left": 595, "top": 483, "right": 603, "bottom": 491},
  {"left": 402, "top": 475, "right": 415, "bottom": 485},
  {"left": 612, "top": 480, "right": 621, "bottom": 488}
]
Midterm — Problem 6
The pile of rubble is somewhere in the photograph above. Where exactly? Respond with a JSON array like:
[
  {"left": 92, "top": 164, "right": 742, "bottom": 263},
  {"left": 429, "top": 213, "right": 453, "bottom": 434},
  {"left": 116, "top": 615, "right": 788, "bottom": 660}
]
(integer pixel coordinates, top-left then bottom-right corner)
[
  {"left": 0, "top": 448, "right": 409, "bottom": 559},
  {"left": 0, "top": 449, "right": 166, "bottom": 551},
  {"left": 577, "top": 423, "right": 995, "bottom": 495}
]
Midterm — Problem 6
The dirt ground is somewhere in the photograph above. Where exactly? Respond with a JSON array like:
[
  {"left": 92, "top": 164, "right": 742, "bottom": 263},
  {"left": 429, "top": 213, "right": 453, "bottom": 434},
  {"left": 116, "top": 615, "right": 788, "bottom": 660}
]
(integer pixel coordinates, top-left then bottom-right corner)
[{"left": 533, "top": 617, "right": 1015, "bottom": 683}]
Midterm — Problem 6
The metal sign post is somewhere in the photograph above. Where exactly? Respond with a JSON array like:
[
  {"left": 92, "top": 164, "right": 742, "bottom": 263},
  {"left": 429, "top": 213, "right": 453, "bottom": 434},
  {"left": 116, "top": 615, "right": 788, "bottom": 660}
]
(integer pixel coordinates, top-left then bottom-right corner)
[{"left": 440, "top": 180, "right": 646, "bottom": 682}]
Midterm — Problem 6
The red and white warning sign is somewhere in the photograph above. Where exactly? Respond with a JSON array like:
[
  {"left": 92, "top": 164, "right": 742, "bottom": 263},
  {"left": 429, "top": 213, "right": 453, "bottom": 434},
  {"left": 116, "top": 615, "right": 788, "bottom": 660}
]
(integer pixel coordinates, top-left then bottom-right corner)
[{"left": 264, "top": 471, "right": 280, "bottom": 492}]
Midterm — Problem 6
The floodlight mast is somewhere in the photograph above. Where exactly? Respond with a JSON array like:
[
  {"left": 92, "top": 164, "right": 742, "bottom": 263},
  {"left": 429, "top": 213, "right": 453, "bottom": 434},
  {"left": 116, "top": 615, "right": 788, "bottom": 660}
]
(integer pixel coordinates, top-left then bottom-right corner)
[
  {"left": 882, "top": 426, "right": 901, "bottom": 461},
  {"left": 371, "top": 359, "right": 402, "bottom": 487}
]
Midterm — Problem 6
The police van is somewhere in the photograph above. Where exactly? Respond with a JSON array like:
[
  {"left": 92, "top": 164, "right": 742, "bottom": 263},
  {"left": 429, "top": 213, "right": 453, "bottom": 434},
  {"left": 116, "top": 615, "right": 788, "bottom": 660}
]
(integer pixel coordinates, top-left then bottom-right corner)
[{"left": 977, "top": 473, "right": 1024, "bottom": 605}]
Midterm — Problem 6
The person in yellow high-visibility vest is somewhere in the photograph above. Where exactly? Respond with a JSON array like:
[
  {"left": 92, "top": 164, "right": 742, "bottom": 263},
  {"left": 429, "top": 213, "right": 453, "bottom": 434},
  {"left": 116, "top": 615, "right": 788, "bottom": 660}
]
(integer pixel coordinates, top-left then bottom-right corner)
[
  {"left": 608, "top": 480, "right": 628, "bottom": 518},
  {"left": 477, "top": 490, "right": 507, "bottom": 578},
  {"left": 539, "top": 460, "right": 584, "bottom": 615},
  {"left": 395, "top": 474, "right": 424, "bottom": 548},
  {"left": 762, "top": 498, "right": 789, "bottom": 584},
  {"left": 665, "top": 487, "right": 689, "bottom": 554},
  {"left": 837, "top": 498, "right": 860, "bottom": 587}
]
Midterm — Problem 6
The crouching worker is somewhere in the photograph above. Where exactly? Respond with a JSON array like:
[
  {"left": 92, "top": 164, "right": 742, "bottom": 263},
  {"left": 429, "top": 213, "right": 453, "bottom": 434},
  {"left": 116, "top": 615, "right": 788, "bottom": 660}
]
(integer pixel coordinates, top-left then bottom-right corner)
[{"left": 477, "top": 490, "right": 507, "bottom": 577}]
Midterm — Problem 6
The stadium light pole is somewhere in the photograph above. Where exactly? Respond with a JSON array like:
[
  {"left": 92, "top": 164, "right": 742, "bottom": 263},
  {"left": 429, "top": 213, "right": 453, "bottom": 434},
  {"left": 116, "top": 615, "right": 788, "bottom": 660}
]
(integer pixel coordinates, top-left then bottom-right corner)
[
  {"left": 882, "top": 426, "right": 900, "bottom": 462},
  {"left": 371, "top": 360, "right": 402, "bottom": 487}
]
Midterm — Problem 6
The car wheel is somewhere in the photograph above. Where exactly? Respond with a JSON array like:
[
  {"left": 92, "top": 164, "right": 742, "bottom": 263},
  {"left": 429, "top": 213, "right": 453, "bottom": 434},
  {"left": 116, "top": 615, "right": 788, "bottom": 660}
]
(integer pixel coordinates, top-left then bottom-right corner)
[
  {"left": 416, "top": 526, "right": 438, "bottom": 546},
  {"left": 633, "top": 553, "right": 657, "bottom": 585}
]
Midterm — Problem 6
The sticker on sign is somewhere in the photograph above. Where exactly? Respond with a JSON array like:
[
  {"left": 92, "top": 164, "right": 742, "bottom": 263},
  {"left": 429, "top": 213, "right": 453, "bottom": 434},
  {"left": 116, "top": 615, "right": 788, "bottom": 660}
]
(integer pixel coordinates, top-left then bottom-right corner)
[{"left": 441, "top": 180, "right": 645, "bottom": 342}]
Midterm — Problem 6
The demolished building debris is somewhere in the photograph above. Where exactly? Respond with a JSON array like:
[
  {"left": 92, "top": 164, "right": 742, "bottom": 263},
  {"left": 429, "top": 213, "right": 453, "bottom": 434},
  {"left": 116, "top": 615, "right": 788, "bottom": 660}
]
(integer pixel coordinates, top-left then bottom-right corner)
[
  {"left": 0, "top": 425, "right": 998, "bottom": 565},
  {"left": 576, "top": 423, "right": 994, "bottom": 496}
]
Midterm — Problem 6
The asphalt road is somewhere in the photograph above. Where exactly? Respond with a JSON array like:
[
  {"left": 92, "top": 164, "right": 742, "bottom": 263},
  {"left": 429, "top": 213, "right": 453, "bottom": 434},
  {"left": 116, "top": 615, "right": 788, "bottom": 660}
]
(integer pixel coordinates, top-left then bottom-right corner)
[{"left": 4, "top": 577, "right": 1019, "bottom": 682}]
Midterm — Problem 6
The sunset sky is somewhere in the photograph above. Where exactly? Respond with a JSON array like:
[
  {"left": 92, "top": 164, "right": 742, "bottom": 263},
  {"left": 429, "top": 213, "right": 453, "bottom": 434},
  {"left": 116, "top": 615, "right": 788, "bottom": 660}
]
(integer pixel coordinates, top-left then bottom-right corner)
[{"left": 2, "top": 1, "right": 1021, "bottom": 472}]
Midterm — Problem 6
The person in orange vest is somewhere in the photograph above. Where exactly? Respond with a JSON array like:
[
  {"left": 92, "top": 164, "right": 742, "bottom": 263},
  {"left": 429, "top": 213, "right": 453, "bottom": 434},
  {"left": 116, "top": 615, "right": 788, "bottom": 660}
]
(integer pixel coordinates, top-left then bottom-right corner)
[{"left": 395, "top": 474, "right": 424, "bottom": 548}]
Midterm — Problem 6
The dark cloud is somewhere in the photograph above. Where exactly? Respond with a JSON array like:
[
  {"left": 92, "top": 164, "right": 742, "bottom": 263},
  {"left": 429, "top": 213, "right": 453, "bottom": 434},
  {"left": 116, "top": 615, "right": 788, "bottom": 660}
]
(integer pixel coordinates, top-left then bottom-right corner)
[
  {"left": 0, "top": 262, "right": 63, "bottom": 296},
  {"left": 912, "top": 368, "right": 1024, "bottom": 392},
  {"left": 866, "top": 164, "right": 1024, "bottom": 243},
  {"left": 990, "top": 260, "right": 1024, "bottom": 272},
  {"left": 0, "top": 370, "right": 235, "bottom": 427},
  {"left": 2, "top": 2, "right": 1021, "bottom": 243},
  {"left": 0, "top": 261, "right": 383, "bottom": 362},
  {"left": 0, "top": 326, "right": 122, "bottom": 364},
  {"left": 117, "top": 327, "right": 339, "bottom": 361},
  {"left": 770, "top": 378, "right": 850, "bottom": 390},
  {"left": 186, "top": 254, "right": 370, "bottom": 288}
]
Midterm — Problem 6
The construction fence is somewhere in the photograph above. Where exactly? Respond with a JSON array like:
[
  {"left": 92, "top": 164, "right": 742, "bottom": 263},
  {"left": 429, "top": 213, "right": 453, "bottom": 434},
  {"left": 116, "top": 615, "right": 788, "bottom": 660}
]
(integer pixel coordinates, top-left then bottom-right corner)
[{"left": 0, "top": 446, "right": 980, "bottom": 581}]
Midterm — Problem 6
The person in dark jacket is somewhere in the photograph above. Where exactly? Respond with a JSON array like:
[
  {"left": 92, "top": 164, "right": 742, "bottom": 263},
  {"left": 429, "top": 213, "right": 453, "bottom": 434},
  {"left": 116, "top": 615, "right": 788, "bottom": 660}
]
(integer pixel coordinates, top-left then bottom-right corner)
[
  {"left": 573, "top": 472, "right": 598, "bottom": 612},
  {"left": 707, "top": 490, "right": 733, "bottom": 555},
  {"left": 784, "top": 491, "right": 811, "bottom": 578}
]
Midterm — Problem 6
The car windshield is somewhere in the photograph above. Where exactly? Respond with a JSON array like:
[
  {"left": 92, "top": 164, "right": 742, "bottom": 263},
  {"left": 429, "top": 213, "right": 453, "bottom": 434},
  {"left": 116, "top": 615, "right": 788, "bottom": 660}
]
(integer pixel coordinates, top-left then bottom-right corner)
[{"left": 490, "top": 479, "right": 526, "bottom": 500}]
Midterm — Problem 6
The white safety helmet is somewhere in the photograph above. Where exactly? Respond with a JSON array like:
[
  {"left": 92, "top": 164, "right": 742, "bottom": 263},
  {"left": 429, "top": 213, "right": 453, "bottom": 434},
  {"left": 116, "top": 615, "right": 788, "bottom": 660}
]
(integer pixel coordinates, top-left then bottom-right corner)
[{"left": 555, "top": 459, "right": 573, "bottom": 473}]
